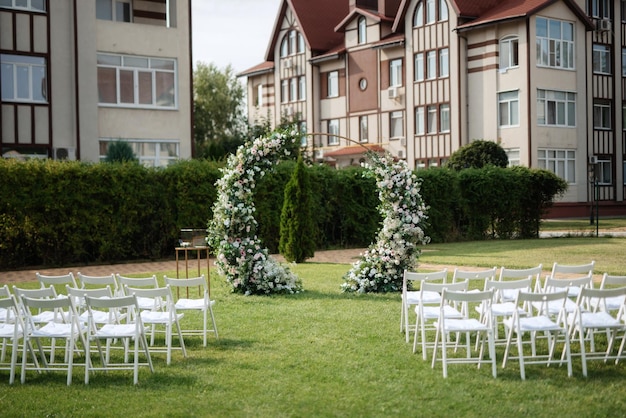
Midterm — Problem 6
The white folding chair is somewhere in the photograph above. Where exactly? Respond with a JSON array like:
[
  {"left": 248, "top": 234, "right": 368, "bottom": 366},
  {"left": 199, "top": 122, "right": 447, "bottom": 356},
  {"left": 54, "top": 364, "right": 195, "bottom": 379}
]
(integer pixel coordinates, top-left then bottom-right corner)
[
  {"left": 502, "top": 290, "right": 572, "bottom": 380},
  {"left": 20, "top": 295, "right": 87, "bottom": 385},
  {"left": 452, "top": 267, "right": 497, "bottom": 291},
  {"left": 65, "top": 285, "right": 116, "bottom": 323},
  {"left": 497, "top": 265, "right": 543, "bottom": 302},
  {"left": 77, "top": 272, "right": 121, "bottom": 296},
  {"left": 84, "top": 294, "right": 154, "bottom": 385},
  {"left": 431, "top": 289, "right": 496, "bottom": 378},
  {"left": 537, "top": 275, "right": 593, "bottom": 316},
  {"left": 164, "top": 275, "right": 219, "bottom": 346},
  {"left": 0, "top": 294, "right": 28, "bottom": 384},
  {"left": 13, "top": 285, "right": 64, "bottom": 324},
  {"left": 36, "top": 272, "right": 78, "bottom": 290},
  {"left": 400, "top": 269, "right": 448, "bottom": 343},
  {"left": 116, "top": 274, "right": 161, "bottom": 310},
  {"left": 483, "top": 278, "right": 533, "bottom": 344},
  {"left": 568, "top": 286, "right": 626, "bottom": 377},
  {"left": 538, "top": 261, "right": 595, "bottom": 297},
  {"left": 124, "top": 285, "right": 186, "bottom": 365},
  {"left": 595, "top": 274, "right": 626, "bottom": 312},
  {"left": 413, "top": 280, "right": 468, "bottom": 360}
]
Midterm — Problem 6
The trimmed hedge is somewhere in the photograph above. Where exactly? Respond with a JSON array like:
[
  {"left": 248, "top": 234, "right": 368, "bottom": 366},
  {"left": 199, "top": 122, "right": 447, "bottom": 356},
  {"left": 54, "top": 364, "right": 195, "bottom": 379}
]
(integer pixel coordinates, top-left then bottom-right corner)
[{"left": 0, "top": 158, "right": 565, "bottom": 269}]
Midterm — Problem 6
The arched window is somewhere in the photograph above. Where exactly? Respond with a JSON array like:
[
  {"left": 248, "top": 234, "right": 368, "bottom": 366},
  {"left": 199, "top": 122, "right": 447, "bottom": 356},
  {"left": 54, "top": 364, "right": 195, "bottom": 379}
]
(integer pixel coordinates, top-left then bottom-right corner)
[
  {"left": 426, "top": 0, "right": 435, "bottom": 24},
  {"left": 439, "top": 0, "right": 448, "bottom": 21},
  {"left": 297, "top": 32, "right": 305, "bottom": 53},
  {"left": 358, "top": 16, "right": 367, "bottom": 44},
  {"left": 413, "top": 2, "right": 423, "bottom": 27},
  {"left": 280, "top": 37, "right": 288, "bottom": 57}
]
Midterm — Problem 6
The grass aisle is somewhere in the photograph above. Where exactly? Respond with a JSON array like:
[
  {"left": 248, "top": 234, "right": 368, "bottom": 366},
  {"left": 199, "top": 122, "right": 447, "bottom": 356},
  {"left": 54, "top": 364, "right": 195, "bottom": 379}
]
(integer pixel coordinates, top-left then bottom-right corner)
[{"left": 3, "top": 259, "right": 626, "bottom": 417}]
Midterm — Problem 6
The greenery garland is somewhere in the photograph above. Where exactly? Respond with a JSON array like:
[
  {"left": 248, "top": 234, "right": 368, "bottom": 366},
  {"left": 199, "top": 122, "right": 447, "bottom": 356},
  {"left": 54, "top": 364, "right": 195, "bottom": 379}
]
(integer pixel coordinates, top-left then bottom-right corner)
[
  {"left": 207, "top": 129, "right": 303, "bottom": 295},
  {"left": 342, "top": 152, "right": 430, "bottom": 293}
]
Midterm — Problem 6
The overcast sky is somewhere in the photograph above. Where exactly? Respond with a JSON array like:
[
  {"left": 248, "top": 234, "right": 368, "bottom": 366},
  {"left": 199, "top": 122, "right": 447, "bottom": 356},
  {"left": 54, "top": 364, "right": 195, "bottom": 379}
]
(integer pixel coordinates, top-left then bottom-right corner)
[{"left": 192, "top": 0, "right": 282, "bottom": 74}]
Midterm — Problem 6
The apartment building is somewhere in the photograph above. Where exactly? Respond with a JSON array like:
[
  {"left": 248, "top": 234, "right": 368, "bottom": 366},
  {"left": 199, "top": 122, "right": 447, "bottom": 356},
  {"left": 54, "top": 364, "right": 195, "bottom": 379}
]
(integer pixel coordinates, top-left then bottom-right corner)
[
  {"left": 240, "top": 0, "right": 626, "bottom": 217},
  {"left": 0, "top": 0, "right": 193, "bottom": 167}
]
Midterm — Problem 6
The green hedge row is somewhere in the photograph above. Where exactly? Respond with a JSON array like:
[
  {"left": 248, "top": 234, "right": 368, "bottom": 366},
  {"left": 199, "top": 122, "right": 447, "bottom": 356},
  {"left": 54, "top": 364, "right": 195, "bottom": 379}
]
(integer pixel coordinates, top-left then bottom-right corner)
[{"left": 0, "top": 159, "right": 565, "bottom": 269}]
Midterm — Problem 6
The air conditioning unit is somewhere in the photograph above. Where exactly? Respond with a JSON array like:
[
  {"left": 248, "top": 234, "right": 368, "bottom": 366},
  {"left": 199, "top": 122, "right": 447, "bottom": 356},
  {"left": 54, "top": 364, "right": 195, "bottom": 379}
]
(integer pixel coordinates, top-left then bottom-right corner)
[
  {"left": 589, "top": 155, "right": 598, "bottom": 164},
  {"left": 285, "top": 106, "right": 293, "bottom": 116},
  {"left": 284, "top": 58, "right": 292, "bottom": 69},
  {"left": 596, "top": 19, "right": 611, "bottom": 32},
  {"left": 315, "top": 149, "right": 324, "bottom": 159},
  {"left": 400, "top": 137, "right": 407, "bottom": 147},
  {"left": 397, "top": 149, "right": 405, "bottom": 158},
  {"left": 388, "top": 87, "right": 398, "bottom": 99},
  {"left": 53, "top": 147, "right": 76, "bottom": 161}
]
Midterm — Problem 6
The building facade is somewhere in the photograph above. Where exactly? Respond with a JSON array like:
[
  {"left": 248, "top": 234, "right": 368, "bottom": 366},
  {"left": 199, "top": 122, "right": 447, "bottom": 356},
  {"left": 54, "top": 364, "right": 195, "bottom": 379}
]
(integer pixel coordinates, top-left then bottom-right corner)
[
  {"left": 0, "top": 0, "right": 193, "bottom": 167},
  {"left": 240, "top": 0, "right": 626, "bottom": 217}
]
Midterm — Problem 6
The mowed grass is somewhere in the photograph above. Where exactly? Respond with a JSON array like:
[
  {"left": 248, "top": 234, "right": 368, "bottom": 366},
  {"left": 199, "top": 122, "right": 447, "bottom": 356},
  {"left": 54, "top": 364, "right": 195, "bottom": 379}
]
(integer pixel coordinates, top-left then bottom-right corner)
[{"left": 2, "top": 237, "right": 626, "bottom": 417}]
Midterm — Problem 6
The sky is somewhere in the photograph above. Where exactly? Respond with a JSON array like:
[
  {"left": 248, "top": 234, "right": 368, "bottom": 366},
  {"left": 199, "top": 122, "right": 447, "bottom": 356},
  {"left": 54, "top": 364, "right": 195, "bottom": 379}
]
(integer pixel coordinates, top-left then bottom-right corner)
[{"left": 192, "top": 0, "right": 283, "bottom": 74}]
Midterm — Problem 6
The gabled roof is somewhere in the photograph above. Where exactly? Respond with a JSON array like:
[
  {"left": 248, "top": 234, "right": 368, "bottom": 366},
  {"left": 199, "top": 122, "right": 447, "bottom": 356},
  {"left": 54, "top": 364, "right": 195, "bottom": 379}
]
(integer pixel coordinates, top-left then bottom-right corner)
[
  {"left": 265, "top": 0, "right": 349, "bottom": 62},
  {"left": 237, "top": 61, "right": 274, "bottom": 78},
  {"left": 335, "top": 7, "right": 395, "bottom": 32},
  {"left": 324, "top": 144, "right": 386, "bottom": 157}
]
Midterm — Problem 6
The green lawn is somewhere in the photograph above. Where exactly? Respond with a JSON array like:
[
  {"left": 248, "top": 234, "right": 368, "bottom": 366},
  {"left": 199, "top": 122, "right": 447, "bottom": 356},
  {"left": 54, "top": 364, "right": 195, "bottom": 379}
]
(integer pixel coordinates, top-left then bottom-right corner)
[{"left": 3, "top": 238, "right": 626, "bottom": 417}]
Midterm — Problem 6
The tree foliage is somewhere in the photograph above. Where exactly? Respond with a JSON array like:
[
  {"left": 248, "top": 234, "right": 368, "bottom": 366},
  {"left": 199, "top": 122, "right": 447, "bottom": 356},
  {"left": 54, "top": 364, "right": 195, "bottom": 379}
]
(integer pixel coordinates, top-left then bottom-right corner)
[
  {"left": 193, "top": 62, "right": 247, "bottom": 160},
  {"left": 279, "top": 156, "right": 316, "bottom": 263},
  {"left": 447, "top": 140, "right": 508, "bottom": 170},
  {"left": 104, "top": 141, "right": 138, "bottom": 163}
]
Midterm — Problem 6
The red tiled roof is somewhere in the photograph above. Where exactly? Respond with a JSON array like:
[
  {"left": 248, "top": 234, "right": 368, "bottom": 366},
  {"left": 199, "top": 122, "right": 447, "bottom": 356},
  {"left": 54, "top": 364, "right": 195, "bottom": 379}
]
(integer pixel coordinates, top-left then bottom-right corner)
[
  {"left": 237, "top": 61, "right": 274, "bottom": 78},
  {"left": 324, "top": 144, "right": 386, "bottom": 157}
]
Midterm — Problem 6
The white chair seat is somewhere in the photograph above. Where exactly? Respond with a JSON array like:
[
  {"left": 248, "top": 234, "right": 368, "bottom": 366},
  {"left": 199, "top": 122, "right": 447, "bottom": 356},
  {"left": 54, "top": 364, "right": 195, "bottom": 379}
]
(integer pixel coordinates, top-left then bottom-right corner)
[
  {"left": 589, "top": 295, "right": 625, "bottom": 312},
  {"left": 32, "top": 322, "right": 85, "bottom": 338},
  {"left": 0, "top": 322, "right": 22, "bottom": 337},
  {"left": 578, "top": 311, "right": 621, "bottom": 328},
  {"left": 140, "top": 311, "right": 185, "bottom": 324},
  {"left": 439, "top": 318, "right": 488, "bottom": 332},
  {"left": 420, "top": 304, "right": 463, "bottom": 320},
  {"left": 488, "top": 302, "right": 526, "bottom": 317},
  {"left": 96, "top": 323, "right": 139, "bottom": 338},
  {"left": 406, "top": 290, "right": 440, "bottom": 305},
  {"left": 533, "top": 298, "right": 578, "bottom": 315},
  {"left": 504, "top": 315, "right": 561, "bottom": 332},
  {"left": 175, "top": 298, "right": 215, "bottom": 310}
]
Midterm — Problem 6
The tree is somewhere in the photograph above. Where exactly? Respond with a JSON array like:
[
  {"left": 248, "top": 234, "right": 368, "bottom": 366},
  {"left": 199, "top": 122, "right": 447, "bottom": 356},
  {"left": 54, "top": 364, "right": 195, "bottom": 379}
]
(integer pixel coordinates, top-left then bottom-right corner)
[
  {"left": 104, "top": 141, "right": 138, "bottom": 163},
  {"left": 446, "top": 140, "right": 508, "bottom": 170},
  {"left": 193, "top": 62, "right": 247, "bottom": 160},
  {"left": 279, "top": 155, "right": 316, "bottom": 263}
]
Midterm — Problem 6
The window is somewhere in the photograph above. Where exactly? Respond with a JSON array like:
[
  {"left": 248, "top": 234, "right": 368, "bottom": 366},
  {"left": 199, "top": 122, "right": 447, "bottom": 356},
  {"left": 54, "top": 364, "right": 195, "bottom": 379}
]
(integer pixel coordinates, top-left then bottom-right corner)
[
  {"left": 97, "top": 53, "right": 176, "bottom": 108},
  {"left": 390, "top": 59, "right": 402, "bottom": 87},
  {"left": 426, "top": 51, "right": 436, "bottom": 79},
  {"left": 439, "top": 0, "right": 448, "bottom": 21},
  {"left": 280, "top": 30, "right": 304, "bottom": 57},
  {"left": 359, "top": 116, "right": 368, "bottom": 143},
  {"left": 0, "top": 0, "right": 45, "bottom": 11},
  {"left": 0, "top": 54, "right": 47, "bottom": 102},
  {"left": 506, "top": 148, "right": 521, "bottom": 166},
  {"left": 597, "top": 157, "right": 612, "bottom": 185},
  {"left": 537, "top": 89, "right": 576, "bottom": 127},
  {"left": 538, "top": 149, "right": 576, "bottom": 183},
  {"left": 500, "top": 36, "right": 519, "bottom": 70},
  {"left": 591, "top": 0, "right": 611, "bottom": 19},
  {"left": 623, "top": 103, "right": 626, "bottom": 129},
  {"left": 297, "top": 33, "right": 305, "bottom": 53},
  {"left": 594, "top": 101, "right": 611, "bottom": 129},
  {"left": 439, "top": 48, "right": 449, "bottom": 77},
  {"left": 390, "top": 111, "right": 404, "bottom": 139},
  {"left": 440, "top": 104, "right": 450, "bottom": 132},
  {"left": 593, "top": 44, "right": 611, "bottom": 74},
  {"left": 299, "top": 76, "right": 306, "bottom": 101},
  {"left": 358, "top": 16, "right": 367, "bottom": 44},
  {"left": 413, "top": 2, "right": 423, "bottom": 27},
  {"left": 280, "top": 38, "right": 288, "bottom": 57},
  {"left": 415, "top": 106, "right": 425, "bottom": 134},
  {"left": 100, "top": 139, "right": 179, "bottom": 167},
  {"left": 281, "top": 79, "right": 288, "bottom": 103},
  {"left": 498, "top": 90, "right": 519, "bottom": 127},
  {"left": 622, "top": 48, "right": 626, "bottom": 76},
  {"left": 289, "top": 31, "right": 297, "bottom": 56},
  {"left": 327, "top": 120, "right": 339, "bottom": 145},
  {"left": 327, "top": 71, "right": 338, "bottom": 97},
  {"left": 414, "top": 53, "right": 424, "bottom": 81},
  {"left": 289, "top": 78, "right": 297, "bottom": 102},
  {"left": 427, "top": 105, "right": 437, "bottom": 133},
  {"left": 299, "top": 121, "right": 307, "bottom": 147},
  {"left": 256, "top": 84, "right": 263, "bottom": 107},
  {"left": 623, "top": 160, "right": 626, "bottom": 185},
  {"left": 96, "top": 0, "right": 131, "bottom": 22},
  {"left": 426, "top": 0, "right": 435, "bottom": 24},
  {"left": 536, "top": 17, "right": 575, "bottom": 70}
]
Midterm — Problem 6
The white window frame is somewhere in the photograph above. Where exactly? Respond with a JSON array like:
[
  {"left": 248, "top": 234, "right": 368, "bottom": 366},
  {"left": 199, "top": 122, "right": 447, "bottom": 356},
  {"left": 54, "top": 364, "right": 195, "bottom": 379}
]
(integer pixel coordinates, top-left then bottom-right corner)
[
  {"left": 427, "top": 105, "right": 437, "bottom": 133},
  {"left": 597, "top": 157, "right": 612, "bottom": 185},
  {"left": 538, "top": 149, "right": 576, "bottom": 183},
  {"left": 439, "top": 48, "right": 449, "bottom": 77},
  {"left": 440, "top": 103, "right": 450, "bottom": 132},
  {"left": 500, "top": 36, "right": 519, "bottom": 70},
  {"left": 256, "top": 84, "right": 263, "bottom": 107},
  {"left": 506, "top": 148, "right": 521, "bottom": 166},
  {"left": 414, "top": 53, "right": 424, "bottom": 81},
  {"left": 0, "top": 54, "right": 47, "bottom": 103},
  {"left": 100, "top": 138, "right": 180, "bottom": 168},
  {"left": 0, "top": 0, "right": 45, "bottom": 12},
  {"left": 97, "top": 53, "right": 177, "bottom": 109},
  {"left": 536, "top": 17, "right": 575, "bottom": 70},
  {"left": 359, "top": 116, "right": 368, "bottom": 143},
  {"left": 96, "top": 0, "right": 131, "bottom": 22},
  {"left": 289, "top": 78, "right": 297, "bottom": 102},
  {"left": 415, "top": 106, "right": 425, "bottom": 135},
  {"left": 327, "top": 119, "right": 339, "bottom": 145},
  {"left": 594, "top": 101, "right": 612, "bottom": 129},
  {"left": 426, "top": 51, "right": 436, "bottom": 80},
  {"left": 390, "top": 59, "right": 402, "bottom": 87},
  {"left": 591, "top": 0, "right": 611, "bottom": 19},
  {"left": 297, "top": 32, "right": 305, "bottom": 53},
  {"left": 439, "top": 0, "right": 448, "bottom": 21},
  {"left": 498, "top": 90, "right": 519, "bottom": 127},
  {"left": 281, "top": 79, "right": 288, "bottom": 103},
  {"left": 413, "top": 2, "right": 423, "bottom": 27},
  {"left": 358, "top": 16, "right": 367, "bottom": 45},
  {"left": 298, "top": 76, "right": 306, "bottom": 101},
  {"left": 426, "top": 0, "right": 435, "bottom": 24},
  {"left": 593, "top": 44, "right": 611, "bottom": 74},
  {"left": 389, "top": 111, "right": 404, "bottom": 139},
  {"left": 327, "top": 71, "right": 339, "bottom": 97},
  {"left": 537, "top": 89, "right": 576, "bottom": 127}
]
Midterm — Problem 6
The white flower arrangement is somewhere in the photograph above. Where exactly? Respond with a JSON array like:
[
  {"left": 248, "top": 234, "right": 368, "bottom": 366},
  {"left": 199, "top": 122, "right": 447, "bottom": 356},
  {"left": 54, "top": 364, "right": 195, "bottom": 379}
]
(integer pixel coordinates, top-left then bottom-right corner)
[
  {"left": 207, "top": 129, "right": 303, "bottom": 295},
  {"left": 342, "top": 152, "right": 430, "bottom": 293}
]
